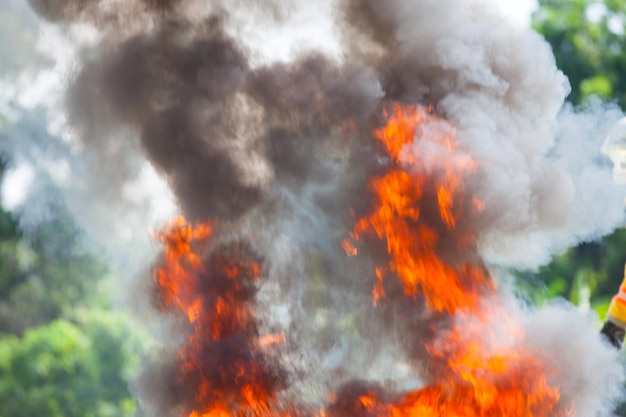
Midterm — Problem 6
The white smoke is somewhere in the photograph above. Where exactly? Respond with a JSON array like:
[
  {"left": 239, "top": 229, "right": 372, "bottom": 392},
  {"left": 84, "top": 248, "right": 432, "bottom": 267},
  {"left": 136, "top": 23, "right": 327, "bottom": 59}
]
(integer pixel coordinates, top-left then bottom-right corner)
[
  {"left": 524, "top": 301, "right": 625, "bottom": 417},
  {"left": 361, "top": 0, "right": 625, "bottom": 268},
  {"left": 0, "top": 1, "right": 176, "bottom": 275}
]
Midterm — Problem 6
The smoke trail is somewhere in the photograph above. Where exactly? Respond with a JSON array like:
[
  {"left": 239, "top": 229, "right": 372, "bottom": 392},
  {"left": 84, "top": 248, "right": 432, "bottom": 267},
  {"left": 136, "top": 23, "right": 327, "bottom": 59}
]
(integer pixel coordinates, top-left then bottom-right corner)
[{"left": 14, "top": 0, "right": 626, "bottom": 416}]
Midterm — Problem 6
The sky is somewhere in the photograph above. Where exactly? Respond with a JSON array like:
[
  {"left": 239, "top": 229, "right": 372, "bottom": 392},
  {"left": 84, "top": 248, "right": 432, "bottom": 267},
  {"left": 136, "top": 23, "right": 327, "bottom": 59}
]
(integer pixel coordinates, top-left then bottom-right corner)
[{"left": 498, "top": 0, "right": 538, "bottom": 26}]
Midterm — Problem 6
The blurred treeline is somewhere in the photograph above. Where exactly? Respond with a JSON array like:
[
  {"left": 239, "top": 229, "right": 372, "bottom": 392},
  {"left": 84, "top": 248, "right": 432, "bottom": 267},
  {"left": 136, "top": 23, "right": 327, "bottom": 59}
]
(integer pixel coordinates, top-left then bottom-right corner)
[
  {"left": 0, "top": 2, "right": 142, "bottom": 416},
  {"left": 0, "top": 161, "right": 142, "bottom": 417},
  {"left": 1, "top": 1, "right": 626, "bottom": 417}
]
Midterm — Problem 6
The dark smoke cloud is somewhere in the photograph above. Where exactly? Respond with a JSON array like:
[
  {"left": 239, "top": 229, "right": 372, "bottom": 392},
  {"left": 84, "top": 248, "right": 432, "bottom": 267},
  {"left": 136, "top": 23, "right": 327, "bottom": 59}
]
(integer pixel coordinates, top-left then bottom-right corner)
[
  {"left": 68, "top": 16, "right": 260, "bottom": 220},
  {"left": 66, "top": 11, "right": 386, "bottom": 220},
  {"left": 27, "top": 0, "right": 99, "bottom": 22},
  {"left": 249, "top": 55, "right": 381, "bottom": 130}
]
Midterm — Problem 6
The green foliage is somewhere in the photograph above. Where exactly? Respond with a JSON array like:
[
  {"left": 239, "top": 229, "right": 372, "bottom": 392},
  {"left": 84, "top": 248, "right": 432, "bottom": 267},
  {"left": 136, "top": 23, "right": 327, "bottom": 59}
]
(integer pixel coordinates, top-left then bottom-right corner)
[
  {"left": 0, "top": 312, "right": 140, "bottom": 417},
  {"left": 580, "top": 74, "right": 613, "bottom": 98},
  {"left": 0, "top": 4, "right": 146, "bottom": 415},
  {"left": 533, "top": 0, "right": 626, "bottom": 107},
  {"left": 515, "top": 229, "right": 626, "bottom": 317},
  {"left": 0, "top": 162, "right": 141, "bottom": 417},
  {"left": 0, "top": 210, "right": 111, "bottom": 334}
]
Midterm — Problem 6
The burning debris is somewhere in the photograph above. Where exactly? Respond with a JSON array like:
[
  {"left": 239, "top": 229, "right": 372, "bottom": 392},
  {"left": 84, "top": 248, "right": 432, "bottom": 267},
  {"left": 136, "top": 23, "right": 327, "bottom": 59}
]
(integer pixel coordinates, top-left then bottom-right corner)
[{"left": 20, "top": 0, "right": 626, "bottom": 417}]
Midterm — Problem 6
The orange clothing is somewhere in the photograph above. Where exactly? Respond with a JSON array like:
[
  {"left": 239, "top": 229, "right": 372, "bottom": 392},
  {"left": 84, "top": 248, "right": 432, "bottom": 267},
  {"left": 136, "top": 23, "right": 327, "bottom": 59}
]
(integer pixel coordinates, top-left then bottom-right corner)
[{"left": 606, "top": 264, "right": 626, "bottom": 328}]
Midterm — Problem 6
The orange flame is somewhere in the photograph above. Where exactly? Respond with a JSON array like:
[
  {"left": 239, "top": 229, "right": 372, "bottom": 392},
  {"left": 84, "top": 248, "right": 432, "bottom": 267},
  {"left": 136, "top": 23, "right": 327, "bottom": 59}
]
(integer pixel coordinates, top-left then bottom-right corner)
[
  {"left": 392, "top": 306, "right": 565, "bottom": 417},
  {"left": 258, "top": 332, "right": 286, "bottom": 349},
  {"left": 348, "top": 104, "right": 568, "bottom": 417},
  {"left": 153, "top": 216, "right": 286, "bottom": 417},
  {"left": 352, "top": 104, "right": 491, "bottom": 314},
  {"left": 151, "top": 105, "right": 572, "bottom": 417},
  {"left": 341, "top": 239, "right": 359, "bottom": 256}
]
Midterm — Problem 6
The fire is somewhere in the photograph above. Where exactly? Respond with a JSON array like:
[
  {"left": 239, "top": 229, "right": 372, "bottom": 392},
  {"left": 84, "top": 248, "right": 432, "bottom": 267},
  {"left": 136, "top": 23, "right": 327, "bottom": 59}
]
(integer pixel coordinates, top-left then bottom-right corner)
[
  {"left": 151, "top": 105, "right": 572, "bottom": 417},
  {"left": 352, "top": 104, "right": 492, "bottom": 313},
  {"left": 341, "top": 239, "right": 359, "bottom": 256},
  {"left": 258, "top": 332, "right": 286, "bottom": 348},
  {"left": 153, "top": 217, "right": 286, "bottom": 417},
  {"left": 349, "top": 104, "right": 568, "bottom": 417},
  {"left": 389, "top": 307, "right": 566, "bottom": 417}
]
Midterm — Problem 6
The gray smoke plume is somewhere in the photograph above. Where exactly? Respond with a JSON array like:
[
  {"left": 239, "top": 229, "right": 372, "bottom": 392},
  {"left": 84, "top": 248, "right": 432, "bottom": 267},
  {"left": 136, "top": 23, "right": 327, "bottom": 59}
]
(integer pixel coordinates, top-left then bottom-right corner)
[{"left": 12, "top": 0, "right": 626, "bottom": 416}]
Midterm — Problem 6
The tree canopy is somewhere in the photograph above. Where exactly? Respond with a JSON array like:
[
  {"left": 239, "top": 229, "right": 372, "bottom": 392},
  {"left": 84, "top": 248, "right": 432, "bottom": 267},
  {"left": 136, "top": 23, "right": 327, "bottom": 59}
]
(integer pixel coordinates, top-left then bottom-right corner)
[
  {"left": 534, "top": 0, "right": 626, "bottom": 107},
  {"left": 0, "top": 162, "right": 141, "bottom": 416}
]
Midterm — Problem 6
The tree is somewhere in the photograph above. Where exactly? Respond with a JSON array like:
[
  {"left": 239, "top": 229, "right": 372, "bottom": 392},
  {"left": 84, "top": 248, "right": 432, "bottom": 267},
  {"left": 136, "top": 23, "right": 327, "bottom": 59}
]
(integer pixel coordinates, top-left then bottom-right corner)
[
  {"left": 0, "top": 312, "right": 140, "bottom": 417},
  {"left": 0, "top": 185, "right": 110, "bottom": 334},
  {"left": 0, "top": 4, "right": 145, "bottom": 416},
  {"left": 0, "top": 162, "right": 143, "bottom": 417},
  {"left": 534, "top": 0, "right": 626, "bottom": 107}
]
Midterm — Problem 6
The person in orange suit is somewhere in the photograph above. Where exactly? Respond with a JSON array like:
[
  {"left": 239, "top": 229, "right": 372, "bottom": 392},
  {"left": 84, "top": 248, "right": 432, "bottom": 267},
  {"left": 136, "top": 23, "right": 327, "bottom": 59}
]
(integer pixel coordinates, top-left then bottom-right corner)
[{"left": 601, "top": 263, "right": 626, "bottom": 349}]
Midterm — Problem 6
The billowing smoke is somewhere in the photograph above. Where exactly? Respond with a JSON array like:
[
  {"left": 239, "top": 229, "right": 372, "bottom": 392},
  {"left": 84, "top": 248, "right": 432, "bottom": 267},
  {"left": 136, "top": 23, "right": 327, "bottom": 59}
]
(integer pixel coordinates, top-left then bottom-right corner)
[
  {"left": 12, "top": 0, "right": 626, "bottom": 416},
  {"left": 337, "top": 0, "right": 625, "bottom": 268}
]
